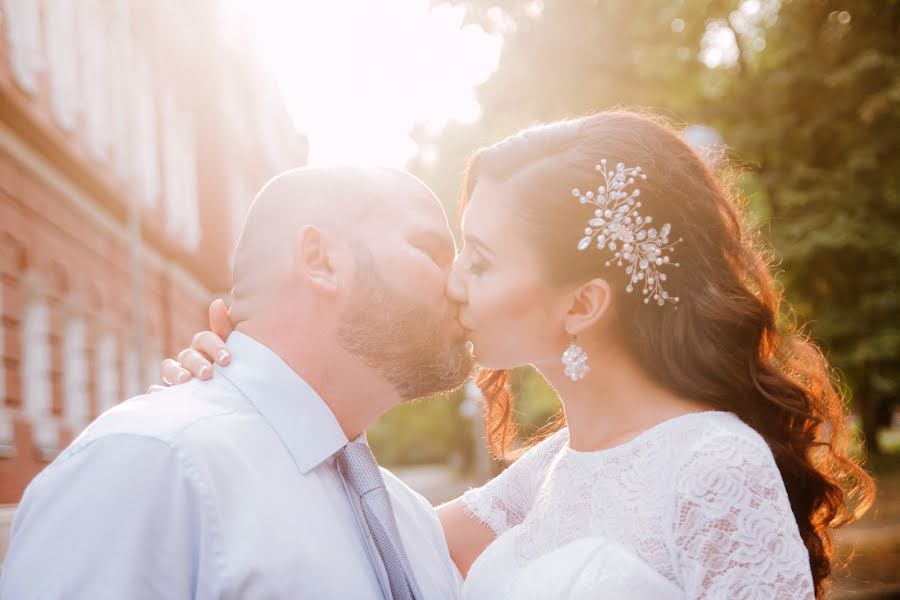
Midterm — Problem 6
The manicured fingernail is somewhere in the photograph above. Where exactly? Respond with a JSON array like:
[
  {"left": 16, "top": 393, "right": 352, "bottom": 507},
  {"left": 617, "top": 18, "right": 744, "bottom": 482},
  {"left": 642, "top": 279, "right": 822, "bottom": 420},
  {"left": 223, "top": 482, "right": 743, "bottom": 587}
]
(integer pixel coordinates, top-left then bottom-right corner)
[
  {"left": 217, "top": 349, "right": 230, "bottom": 364},
  {"left": 199, "top": 365, "right": 211, "bottom": 380},
  {"left": 176, "top": 370, "right": 190, "bottom": 384}
]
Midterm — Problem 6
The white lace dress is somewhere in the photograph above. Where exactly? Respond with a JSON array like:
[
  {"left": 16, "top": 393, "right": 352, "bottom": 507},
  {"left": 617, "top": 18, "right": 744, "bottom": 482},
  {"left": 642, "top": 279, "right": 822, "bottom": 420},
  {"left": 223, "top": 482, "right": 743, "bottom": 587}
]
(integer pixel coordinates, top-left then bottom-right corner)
[{"left": 461, "top": 411, "right": 815, "bottom": 599}]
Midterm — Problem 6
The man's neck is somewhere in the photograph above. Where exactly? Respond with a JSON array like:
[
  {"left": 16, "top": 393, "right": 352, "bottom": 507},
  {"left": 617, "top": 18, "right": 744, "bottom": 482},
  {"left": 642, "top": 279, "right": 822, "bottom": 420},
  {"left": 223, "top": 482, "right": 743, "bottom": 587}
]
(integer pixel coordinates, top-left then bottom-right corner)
[{"left": 236, "top": 320, "right": 402, "bottom": 441}]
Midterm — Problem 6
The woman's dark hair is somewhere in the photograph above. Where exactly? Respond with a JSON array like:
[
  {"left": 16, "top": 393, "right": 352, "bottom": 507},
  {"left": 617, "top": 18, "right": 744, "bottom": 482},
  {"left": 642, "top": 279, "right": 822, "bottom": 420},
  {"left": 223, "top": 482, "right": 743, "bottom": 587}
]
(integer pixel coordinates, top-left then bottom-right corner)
[{"left": 459, "top": 110, "right": 874, "bottom": 598}]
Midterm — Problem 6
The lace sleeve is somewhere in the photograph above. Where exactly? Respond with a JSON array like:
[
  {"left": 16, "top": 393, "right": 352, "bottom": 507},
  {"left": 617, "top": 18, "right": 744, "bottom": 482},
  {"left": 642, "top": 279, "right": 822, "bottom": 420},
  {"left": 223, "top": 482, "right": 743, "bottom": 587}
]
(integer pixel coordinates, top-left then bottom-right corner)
[
  {"left": 460, "top": 428, "right": 568, "bottom": 536},
  {"left": 670, "top": 432, "right": 815, "bottom": 599}
]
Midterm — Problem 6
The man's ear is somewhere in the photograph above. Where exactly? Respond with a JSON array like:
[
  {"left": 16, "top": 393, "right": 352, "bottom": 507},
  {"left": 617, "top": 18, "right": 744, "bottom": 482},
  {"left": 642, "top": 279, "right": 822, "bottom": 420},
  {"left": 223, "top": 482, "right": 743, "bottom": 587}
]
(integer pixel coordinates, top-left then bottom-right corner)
[
  {"left": 564, "top": 277, "right": 613, "bottom": 336},
  {"left": 293, "top": 225, "right": 339, "bottom": 295}
]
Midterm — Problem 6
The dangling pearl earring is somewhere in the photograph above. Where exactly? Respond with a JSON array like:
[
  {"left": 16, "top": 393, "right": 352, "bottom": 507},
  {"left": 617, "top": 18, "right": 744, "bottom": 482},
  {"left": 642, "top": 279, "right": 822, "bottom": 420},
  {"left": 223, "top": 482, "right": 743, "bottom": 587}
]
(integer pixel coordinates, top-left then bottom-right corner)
[{"left": 562, "top": 334, "right": 590, "bottom": 381}]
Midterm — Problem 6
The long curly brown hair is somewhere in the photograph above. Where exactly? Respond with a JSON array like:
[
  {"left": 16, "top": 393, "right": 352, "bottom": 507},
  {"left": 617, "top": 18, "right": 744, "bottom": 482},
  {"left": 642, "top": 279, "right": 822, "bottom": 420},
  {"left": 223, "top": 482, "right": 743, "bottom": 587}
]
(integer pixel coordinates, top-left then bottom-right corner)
[{"left": 459, "top": 110, "right": 874, "bottom": 598}]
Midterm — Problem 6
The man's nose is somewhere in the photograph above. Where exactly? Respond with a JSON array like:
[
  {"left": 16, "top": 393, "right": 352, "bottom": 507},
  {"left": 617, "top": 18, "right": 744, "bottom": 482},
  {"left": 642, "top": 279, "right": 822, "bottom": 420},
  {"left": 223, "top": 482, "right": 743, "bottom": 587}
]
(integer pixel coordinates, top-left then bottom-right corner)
[{"left": 445, "top": 263, "right": 466, "bottom": 304}]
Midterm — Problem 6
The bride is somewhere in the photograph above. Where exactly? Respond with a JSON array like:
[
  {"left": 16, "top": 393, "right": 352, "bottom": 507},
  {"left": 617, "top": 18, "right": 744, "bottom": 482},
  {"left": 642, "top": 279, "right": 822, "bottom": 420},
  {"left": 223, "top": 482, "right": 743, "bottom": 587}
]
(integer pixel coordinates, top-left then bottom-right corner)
[{"left": 157, "top": 111, "right": 873, "bottom": 598}]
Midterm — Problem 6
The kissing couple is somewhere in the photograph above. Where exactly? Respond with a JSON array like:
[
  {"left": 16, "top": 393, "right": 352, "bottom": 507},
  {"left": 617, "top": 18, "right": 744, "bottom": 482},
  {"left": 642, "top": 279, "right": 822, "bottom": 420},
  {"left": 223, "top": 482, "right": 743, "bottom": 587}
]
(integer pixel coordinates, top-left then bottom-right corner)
[{"left": 2, "top": 111, "right": 871, "bottom": 599}]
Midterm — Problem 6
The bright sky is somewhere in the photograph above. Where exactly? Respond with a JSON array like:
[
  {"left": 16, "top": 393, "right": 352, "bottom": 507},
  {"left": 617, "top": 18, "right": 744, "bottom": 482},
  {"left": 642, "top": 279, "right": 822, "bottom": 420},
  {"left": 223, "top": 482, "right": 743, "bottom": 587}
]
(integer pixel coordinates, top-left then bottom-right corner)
[{"left": 232, "top": 0, "right": 503, "bottom": 167}]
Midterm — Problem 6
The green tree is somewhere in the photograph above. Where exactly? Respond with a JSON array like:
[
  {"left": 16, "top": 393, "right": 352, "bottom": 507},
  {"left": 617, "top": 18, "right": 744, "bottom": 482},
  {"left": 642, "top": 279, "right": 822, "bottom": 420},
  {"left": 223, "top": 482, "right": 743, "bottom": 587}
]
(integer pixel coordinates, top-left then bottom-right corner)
[{"left": 712, "top": 1, "right": 900, "bottom": 452}]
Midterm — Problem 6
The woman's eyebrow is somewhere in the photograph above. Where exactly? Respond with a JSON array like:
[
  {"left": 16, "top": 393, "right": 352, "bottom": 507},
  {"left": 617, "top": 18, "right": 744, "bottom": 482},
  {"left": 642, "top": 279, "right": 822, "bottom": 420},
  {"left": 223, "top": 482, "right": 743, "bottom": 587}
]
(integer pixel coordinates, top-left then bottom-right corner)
[{"left": 463, "top": 233, "right": 494, "bottom": 257}]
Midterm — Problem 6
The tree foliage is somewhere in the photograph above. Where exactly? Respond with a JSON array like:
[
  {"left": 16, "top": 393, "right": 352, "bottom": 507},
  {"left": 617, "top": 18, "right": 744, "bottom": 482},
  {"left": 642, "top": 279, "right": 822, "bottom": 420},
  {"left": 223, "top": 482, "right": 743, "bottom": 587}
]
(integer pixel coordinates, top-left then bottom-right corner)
[{"left": 714, "top": 1, "right": 900, "bottom": 451}]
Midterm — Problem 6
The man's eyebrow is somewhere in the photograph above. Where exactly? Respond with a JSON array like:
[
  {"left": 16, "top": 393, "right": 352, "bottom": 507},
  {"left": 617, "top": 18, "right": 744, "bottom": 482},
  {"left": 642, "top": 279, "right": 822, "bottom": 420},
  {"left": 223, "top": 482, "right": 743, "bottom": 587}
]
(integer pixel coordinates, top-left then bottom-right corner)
[{"left": 409, "top": 229, "right": 457, "bottom": 260}]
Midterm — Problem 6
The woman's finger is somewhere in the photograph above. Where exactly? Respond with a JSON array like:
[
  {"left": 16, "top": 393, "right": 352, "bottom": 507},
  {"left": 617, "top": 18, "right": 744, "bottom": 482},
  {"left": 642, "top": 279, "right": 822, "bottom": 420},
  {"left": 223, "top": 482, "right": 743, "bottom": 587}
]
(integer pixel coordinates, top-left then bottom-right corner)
[
  {"left": 176, "top": 347, "right": 214, "bottom": 380},
  {"left": 209, "top": 299, "right": 235, "bottom": 341},
  {"left": 160, "top": 358, "right": 192, "bottom": 385},
  {"left": 192, "top": 330, "right": 230, "bottom": 365}
]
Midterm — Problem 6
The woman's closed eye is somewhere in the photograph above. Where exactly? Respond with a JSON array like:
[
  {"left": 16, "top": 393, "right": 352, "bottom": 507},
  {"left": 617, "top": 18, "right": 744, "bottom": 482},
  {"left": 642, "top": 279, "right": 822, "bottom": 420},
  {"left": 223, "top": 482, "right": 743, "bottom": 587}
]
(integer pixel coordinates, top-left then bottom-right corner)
[
  {"left": 467, "top": 252, "right": 490, "bottom": 275},
  {"left": 460, "top": 233, "right": 494, "bottom": 276}
]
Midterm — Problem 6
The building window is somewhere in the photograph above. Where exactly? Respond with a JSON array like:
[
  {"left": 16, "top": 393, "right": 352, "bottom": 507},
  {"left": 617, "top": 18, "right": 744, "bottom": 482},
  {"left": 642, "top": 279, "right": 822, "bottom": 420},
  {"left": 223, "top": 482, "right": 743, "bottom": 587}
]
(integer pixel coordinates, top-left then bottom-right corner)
[
  {"left": 45, "top": 0, "right": 80, "bottom": 130},
  {"left": 95, "top": 331, "right": 119, "bottom": 414},
  {"left": 144, "top": 345, "right": 162, "bottom": 389},
  {"left": 3, "top": 0, "right": 43, "bottom": 93},
  {"left": 78, "top": 0, "right": 112, "bottom": 161},
  {"left": 124, "top": 346, "right": 140, "bottom": 399},
  {"left": 22, "top": 299, "right": 51, "bottom": 420},
  {"left": 162, "top": 90, "right": 200, "bottom": 251},
  {"left": 132, "top": 50, "right": 160, "bottom": 208},
  {"left": 109, "top": 0, "right": 133, "bottom": 182},
  {"left": 32, "top": 418, "right": 59, "bottom": 460},
  {"left": 63, "top": 317, "right": 89, "bottom": 432},
  {"left": 124, "top": 343, "right": 161, "bottom": 397},
  {"left": 0, "top": 409, "right": 14, "bottom": 457},
  {"left": 0, "top": 282, "right": 5, "bottom": 403}
]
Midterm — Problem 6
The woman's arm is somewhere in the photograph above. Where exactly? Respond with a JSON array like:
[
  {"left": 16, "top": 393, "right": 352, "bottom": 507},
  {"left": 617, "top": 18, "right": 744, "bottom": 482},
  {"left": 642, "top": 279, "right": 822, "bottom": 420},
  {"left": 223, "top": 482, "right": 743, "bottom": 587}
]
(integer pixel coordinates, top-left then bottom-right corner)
[
  {"left": 670, "top": 434, "right": 815, "bottom": 599},
  {"left": 436, "top": 428, "right": 569, "bottom": 577},
  {"left": 436, "top": 498, "right": 496, "bottom": 578}
]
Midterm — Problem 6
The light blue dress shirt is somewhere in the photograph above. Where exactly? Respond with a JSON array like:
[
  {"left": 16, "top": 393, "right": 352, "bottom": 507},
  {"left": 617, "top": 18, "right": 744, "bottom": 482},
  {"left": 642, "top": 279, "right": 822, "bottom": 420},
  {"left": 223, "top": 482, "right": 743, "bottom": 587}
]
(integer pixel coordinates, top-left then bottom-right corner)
[{"left": 1, "top": 332, "right": 462, "bottom": 599}]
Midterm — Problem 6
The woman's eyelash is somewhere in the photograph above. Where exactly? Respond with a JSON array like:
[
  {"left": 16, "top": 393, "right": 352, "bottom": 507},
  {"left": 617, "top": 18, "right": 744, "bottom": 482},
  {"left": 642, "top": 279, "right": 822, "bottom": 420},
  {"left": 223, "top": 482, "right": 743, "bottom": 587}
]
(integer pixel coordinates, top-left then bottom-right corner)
[{"left": 468, "top": 256, "right": 489, "bottom": 274}]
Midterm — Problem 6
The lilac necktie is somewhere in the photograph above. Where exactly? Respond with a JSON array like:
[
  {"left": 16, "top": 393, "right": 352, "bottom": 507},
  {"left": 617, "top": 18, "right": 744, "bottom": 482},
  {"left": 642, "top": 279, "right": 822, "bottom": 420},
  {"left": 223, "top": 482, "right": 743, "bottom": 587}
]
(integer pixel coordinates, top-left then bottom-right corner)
[{"left": 337, "top": 442, "right": 422, "bottom": 600}]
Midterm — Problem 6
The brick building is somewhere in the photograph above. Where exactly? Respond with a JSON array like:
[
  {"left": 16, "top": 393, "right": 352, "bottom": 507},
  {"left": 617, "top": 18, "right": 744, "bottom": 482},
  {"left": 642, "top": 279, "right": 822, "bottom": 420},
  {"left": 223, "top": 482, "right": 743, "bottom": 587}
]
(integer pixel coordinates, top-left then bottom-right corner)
[{"left": 0, "top": 0, "right": 306, "bottom": 508}]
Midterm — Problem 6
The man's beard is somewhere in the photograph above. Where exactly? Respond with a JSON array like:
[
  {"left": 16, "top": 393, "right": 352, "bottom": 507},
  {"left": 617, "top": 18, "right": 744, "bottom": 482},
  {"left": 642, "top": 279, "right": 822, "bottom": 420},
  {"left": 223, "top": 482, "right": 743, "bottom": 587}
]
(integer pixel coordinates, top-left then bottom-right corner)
[{"left": 336, "top": 258, "right": 474, "bottom": 401}]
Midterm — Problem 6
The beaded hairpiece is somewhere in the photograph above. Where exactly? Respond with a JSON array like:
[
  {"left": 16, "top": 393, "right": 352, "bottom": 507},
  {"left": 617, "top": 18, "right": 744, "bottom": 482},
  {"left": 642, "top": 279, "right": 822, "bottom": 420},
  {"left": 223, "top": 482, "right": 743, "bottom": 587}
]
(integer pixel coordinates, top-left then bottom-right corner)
[{"left": 572, "top": 160, "right": 681, "bottom": 306}]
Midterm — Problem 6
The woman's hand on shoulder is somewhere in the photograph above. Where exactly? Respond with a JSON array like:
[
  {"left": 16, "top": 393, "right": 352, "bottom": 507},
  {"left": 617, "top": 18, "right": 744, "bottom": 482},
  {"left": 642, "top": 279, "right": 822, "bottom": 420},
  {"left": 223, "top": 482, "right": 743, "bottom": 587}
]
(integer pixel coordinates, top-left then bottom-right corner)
[{"left": 152, "top": 299, "right": 235, "bottom": 391}]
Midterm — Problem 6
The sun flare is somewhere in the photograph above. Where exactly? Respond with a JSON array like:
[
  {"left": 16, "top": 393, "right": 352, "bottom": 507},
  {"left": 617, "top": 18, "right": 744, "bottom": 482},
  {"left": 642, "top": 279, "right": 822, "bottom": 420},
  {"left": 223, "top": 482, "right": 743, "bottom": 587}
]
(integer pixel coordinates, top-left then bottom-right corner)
[{"left": 229, "top": 0, "right": 503, "bottom": 167}]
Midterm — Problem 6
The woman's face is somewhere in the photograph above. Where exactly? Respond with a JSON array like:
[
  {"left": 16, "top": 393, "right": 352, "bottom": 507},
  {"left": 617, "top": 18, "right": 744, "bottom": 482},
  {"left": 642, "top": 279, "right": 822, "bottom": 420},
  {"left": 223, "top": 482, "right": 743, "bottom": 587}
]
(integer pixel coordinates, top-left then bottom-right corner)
[{"left": 447, "top": 177, "right": 572, "bottom": 370}]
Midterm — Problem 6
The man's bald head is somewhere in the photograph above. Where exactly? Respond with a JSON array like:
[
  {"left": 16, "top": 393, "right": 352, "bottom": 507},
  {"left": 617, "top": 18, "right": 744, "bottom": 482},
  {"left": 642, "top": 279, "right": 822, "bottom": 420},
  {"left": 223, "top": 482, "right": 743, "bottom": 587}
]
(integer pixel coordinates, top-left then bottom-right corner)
[{"left": 231, "top": 165, "right": 436, "bottom": 322}]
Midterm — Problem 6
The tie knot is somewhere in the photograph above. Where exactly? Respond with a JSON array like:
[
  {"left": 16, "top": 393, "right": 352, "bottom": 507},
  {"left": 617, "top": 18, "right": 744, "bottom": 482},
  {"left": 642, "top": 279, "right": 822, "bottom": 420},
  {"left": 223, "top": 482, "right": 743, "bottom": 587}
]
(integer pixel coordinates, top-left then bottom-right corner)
[{"left": 337, "top": 442, "right": 385, "bottom": 497}]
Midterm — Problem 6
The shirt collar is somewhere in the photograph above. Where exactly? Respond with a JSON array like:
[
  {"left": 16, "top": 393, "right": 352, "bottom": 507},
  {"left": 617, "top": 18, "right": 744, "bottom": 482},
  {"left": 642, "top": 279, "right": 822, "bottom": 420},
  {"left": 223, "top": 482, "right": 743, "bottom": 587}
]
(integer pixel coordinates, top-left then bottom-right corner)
[{"left": 215, "top": 331, "right": 349, "bottom": 474}]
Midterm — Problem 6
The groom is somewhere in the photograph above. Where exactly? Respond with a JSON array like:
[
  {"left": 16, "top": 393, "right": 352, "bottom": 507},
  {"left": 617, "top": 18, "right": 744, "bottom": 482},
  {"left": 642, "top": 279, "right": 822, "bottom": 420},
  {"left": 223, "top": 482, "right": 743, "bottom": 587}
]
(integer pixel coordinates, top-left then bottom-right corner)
[{"left": 1, "top": 167, "right": 474, "bottom": 598}]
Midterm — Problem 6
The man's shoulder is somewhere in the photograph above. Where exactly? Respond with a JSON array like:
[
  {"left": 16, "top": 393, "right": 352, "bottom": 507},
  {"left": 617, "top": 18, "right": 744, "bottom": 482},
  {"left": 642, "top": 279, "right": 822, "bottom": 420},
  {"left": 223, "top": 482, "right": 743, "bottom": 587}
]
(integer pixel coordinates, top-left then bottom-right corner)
[{"left": 71, "top": 378, "right": 251, "bottom": 451}]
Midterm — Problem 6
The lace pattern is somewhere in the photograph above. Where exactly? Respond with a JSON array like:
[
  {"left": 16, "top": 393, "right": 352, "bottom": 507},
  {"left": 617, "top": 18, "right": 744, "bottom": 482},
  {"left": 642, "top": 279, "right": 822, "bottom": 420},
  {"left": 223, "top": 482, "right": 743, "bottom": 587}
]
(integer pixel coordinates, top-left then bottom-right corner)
[
  {"left": 461, "top": 412, "right": 815, "bottom": 599},
  {"left": 460, "top": 429, "right": 568, "bottom": 536}
]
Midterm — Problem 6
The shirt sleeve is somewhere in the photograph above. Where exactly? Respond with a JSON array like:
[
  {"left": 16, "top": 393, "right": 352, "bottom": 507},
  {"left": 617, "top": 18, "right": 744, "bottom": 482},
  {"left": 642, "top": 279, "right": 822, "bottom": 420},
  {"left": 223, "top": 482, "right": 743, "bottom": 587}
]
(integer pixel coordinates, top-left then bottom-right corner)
[
  {"left": 670, "top": 433, "right": 816, "bottom": 599},
  {"left": 460, "top": 428, "right": 568, "bottom": 536},
  {"left": 0, "top": 434, "right": 223, "bottom": 600}
]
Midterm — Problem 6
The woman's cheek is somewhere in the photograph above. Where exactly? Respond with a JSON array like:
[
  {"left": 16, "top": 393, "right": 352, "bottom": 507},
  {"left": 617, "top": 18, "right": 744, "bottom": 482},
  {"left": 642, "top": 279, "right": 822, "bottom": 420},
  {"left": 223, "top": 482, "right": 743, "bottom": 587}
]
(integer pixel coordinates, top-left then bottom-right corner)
[
  {"left": 474, "top": 274, "right": 522, "bottom": 326},
  {"left": 474, "top": 280, "right": 544, "bottom": 368},
  {"left": 469, "top": 275, "right": 502, "bottom": 323}
]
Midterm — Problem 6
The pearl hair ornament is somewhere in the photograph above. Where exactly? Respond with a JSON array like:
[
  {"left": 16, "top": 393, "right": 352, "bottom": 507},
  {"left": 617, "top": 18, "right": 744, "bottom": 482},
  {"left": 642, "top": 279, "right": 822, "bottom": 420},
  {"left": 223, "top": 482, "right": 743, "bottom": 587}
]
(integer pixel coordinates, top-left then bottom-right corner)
[{"left": 573, "top": 160, "right": 682, "bottom": 306}]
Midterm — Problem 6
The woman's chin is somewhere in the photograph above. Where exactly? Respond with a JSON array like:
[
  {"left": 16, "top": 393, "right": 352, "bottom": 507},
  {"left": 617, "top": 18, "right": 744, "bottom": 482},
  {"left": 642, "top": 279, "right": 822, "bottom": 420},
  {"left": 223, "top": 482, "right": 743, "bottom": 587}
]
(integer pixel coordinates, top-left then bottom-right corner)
[
  {"left": 467, "top": 335, "right": 528, "bottom": 371},
  {"left": 472, "top": 349, "right": 525, "bottom": 372}
]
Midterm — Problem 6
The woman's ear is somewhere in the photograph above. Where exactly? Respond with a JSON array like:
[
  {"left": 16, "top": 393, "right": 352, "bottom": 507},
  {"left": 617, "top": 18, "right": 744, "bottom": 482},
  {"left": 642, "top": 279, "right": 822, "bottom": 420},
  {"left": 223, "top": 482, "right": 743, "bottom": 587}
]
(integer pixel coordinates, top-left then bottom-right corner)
[
  {"left": 293, "top": 225, "right": 339, "bottom": 295},
  {"left": 564, "top": 277, "right": 613, "bottom": 336}
]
